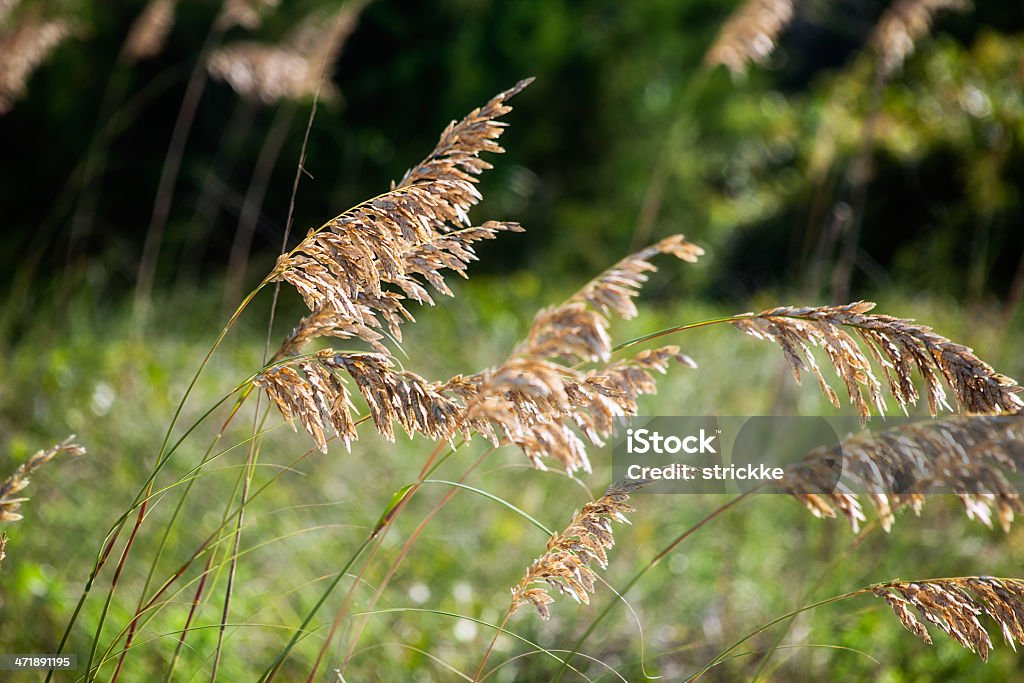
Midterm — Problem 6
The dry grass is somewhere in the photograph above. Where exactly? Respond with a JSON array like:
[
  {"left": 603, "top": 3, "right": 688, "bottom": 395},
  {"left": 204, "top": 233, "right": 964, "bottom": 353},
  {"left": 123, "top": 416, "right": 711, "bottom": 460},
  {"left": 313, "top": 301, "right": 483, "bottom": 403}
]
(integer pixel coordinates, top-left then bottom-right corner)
[
  {"left": 268, "top": 77, "right": 530, "bottom": 351},
  {"left": 704, "top": 0, "right": 794, "bottom": 77},
  {"left": 0, "top": 436, "right": 86, "bottom": 523},
  {"left": 870, "top": 0, "right": 971, "bottom": 77},
  {"left": 786, "top": 416, "right": 1024, "bottom": 532},
  {"left": 0, "top": 5, "right": 74, "bottom": 114},
  {"left": 509, "top": 479, "right": 644, "bottom": 619},
  {"left": 256, "top": 350, "right": 465, "bottom": 450},
  {"left": 454, "top": 236, "right": 700, "bottom": 473},
  {"left": 873, "top": 577, "right": 1024, "bottom": 661},
  {"left": 207, "top": 1, "right": 365, "bottom": 104},
  {"left": 122, "top": 0, "right": 178, "bottom": 62},
  {"left": 255, "top": 85, "right": 1024, "bottom": 646},
  {"left": 216, "top": 0, "right": 280, "bottom": 31},
  {"left": 733, "top": 301, "right": 1023, "bottom": 421},
  {"left": 14, "top": 71, "right": 1023, "bottom": 677},
  {"left": 705, "top": 0, "right": 971, "bottom": 82}
]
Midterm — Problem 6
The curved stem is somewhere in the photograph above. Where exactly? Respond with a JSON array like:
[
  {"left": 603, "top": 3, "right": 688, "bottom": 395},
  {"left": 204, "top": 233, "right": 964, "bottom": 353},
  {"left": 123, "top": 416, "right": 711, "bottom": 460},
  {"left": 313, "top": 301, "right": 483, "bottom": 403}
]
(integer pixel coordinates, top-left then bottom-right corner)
[
  {"left": 258, "top": 537, "right": 375, "bottom": 682},
  {"left": 748, "top": 520, "right": 881, "bottom": 682},
  {"left": 134, "top": 24, "right": 224, "bottom": 323},
  {"left": 685, "top": 589, "right": 868, "bottom": 681},
  {"left": 110, "top": 387, "right": 258, "bottom": 682},
  {"left": 613, "top": 315, "right": 751, "bottom": 353},
  {"left": 50, "top": 284, "right": 265, "bottom": 681},
  {"left": 210, "top": 403, "right": 270, "bottom": 681},
  {"left": 475, "top": 607, "right": 514, "bottom": 682}
]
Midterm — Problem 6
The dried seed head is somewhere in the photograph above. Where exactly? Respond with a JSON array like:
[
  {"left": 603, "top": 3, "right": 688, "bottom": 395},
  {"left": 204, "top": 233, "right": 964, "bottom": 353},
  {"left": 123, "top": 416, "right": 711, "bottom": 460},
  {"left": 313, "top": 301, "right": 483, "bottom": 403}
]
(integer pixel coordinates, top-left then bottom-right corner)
[
  {"left": 268, "top": 81, "right": 529, "bottom": 362},
  {"left": 257, "top": 351, "right": 467, "bottom": 451},
  {"left": 519, "top": 236, "right": 703, "bottom": 364},
  {"left": 261, "top": 82, "right": 534, "bottom": 451},
  {"left": 256, "top": 358, "right": 357, "bottom": 452},
  {"left": 271, "top": 221, "right": 522, "bottom": 361},
  {"left": 704, "top": 0, "right": 795, "bottom": 78},
  {"left": 510, "top": 480, "right": 644, "bottom": 619},
  {"left": 0, "top": 7, "right": 74, "bottom": 114},
  {"left": 208, "top": 1, "right": 364, "bottom": 104},
  {"left": 733, "top": 301, "right": 1023, "bottom": 424},
  {"left": 871, "top": 0, "right": 971, "bottom": 77},
  {"left": 123, "top": 0, "right": 178, "bottom": 61},
  {"left": 785, "top": 416, "right": 1024, "bottom": 533},
  {"left": 263, "top": 90, "right": 700, "bottom": 470},
  {"left": 873, "top": 577, "right": 1024, "bottom": 661},
  {"left": 323, "top": 353, "right": 465, "bottom": 443},
  {"left": 1, "top": 436, "right": 86, "bottom": 523},
  {"left": 216, "top": 0, "right": 280, "bottom": 30},
  {"left": 453, "top": 237, "right": 700, "bottom": 473}
]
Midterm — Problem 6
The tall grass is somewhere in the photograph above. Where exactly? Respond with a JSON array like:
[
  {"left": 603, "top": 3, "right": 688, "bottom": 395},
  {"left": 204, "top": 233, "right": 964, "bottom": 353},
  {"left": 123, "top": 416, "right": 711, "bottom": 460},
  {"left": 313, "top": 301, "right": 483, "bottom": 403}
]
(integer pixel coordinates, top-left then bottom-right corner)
[{"left": 3, "top": 2, "right": 1024, "bottom": 681}]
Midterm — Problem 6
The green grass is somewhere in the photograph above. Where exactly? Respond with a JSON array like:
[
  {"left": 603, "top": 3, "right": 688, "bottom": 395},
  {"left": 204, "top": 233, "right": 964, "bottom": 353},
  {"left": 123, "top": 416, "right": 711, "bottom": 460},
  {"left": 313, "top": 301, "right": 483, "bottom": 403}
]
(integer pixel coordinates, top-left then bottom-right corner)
[{"left": 1, "top": 274, "right": 1023, "bottom": 681}]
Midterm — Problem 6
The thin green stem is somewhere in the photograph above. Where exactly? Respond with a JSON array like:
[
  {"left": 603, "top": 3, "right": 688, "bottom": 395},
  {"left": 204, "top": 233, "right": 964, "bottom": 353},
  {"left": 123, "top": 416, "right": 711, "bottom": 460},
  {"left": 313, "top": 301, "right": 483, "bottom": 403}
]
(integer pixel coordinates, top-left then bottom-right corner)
[
  {"left": 211, "top": 404, "right": 269, "bottom": 680},
  {"left": 748, "top": 520, "right": 881, "bottom": 682},
  {"left": 51, "top": 284, "right": 265, "bottom": 681},
  {"left": 613, "top": 315, "right": 751, "bottom": 353},
  {"left": 420, "top": 480, "right": 553, "bottom": 535},
  {"left": 352, "top": 608, "right": 587, "bottom": 677},
  {"left": 110, "top": 389, "right": 260, "bottom": 682},
  {"left": 685, "top": 589, "right": 869, "bottom": 681},
  {"left": 475, "top": 608, "right": 514, "bottom": 682},
  {"left": 258, "top": 537, "right": 375, "bottom": 682}
]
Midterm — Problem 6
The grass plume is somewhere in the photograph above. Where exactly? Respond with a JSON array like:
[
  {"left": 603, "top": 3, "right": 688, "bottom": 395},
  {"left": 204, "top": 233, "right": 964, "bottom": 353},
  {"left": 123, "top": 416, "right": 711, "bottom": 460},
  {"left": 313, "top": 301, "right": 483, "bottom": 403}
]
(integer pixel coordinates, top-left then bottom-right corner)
[
  {"left": 266, "top": 78, "right": 531, "bottom": 355},
  {"left": 870, "top": 0, "right": 971, "bottom": 77},
  {"left": 0, "top": 5, "right": 74, "bottom": 114},
  {"left": 451, "top": 236, "right": 700, "bottom": 472},
  {"left": 732, "top": 301, "right": 1023, "bottom": 422},
  {"left": 704, "top": 0, "right": 794, "bottom": 77},
  {"left": 207, "top": 1, "right": 365, "bottom": 104},
  {"left": 874, "top": 577, "right": 1024, "bottom": 661},
  {"left": 1, "top": 436, "right": 86, "bottom": 523},
  {"left": 510, "top": 479, "right": 644, "bottom": 619},
  {"left": 786, "top": 416, "right": 1024, "bottom": 532},
  {"left": 216, "top": 0, "right": 280, "bottom": 31},
  {"left": 122, "top": 0, "right": 178, "bottom": 61}
]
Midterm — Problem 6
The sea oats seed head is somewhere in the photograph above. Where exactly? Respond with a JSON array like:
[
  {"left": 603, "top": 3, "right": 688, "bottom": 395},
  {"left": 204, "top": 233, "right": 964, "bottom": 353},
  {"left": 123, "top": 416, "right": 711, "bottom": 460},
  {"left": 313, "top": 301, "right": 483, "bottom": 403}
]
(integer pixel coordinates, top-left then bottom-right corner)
[
  {"left": 784, "top": 416, "right": 1024, "bottom": 533},
  {"left": 871, "top": 0, "right": 971, "bottom": 77},
  {"left": 1, "top": 436, "right": 86, "bottom": 523},
  {"left": 0, "top": 7, "right": 74, "bottom": 114},
  {"left": 123, "top": 0, "right": 178, "bottom": 61},
  {"left": 268, "top": 82, "right": 529, "bottom": 362},
  {"left": 733, "top": 301, "right": 1023, "bottom": 425},
  {"left": 208, "top": 2, "right": 364, "bottom": 104},
  {"left": 704, "top": 0, "right": 795, "bottom": 78},
  {"left": 456, "top": 237, "right": 700, "bottom": 471},
  {"left": 873, "top": 577, "right": 1024, "bottom": 660},
  {"left": 216, "top": 0, "right": 280, "bottom": 30},
  {"left": 510, "top": 480, "right": 642, "bottom": 619}
]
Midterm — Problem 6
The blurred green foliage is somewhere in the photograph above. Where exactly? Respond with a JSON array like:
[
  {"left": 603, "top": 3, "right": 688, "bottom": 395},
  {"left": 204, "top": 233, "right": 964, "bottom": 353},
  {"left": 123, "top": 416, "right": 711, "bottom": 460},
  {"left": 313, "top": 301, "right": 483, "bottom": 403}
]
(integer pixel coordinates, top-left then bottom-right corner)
[
  {"left": 1, "top": 0, "right": 1023, "bottom": 318},
  {"left": 2, "top": 279, "right": 1024, "bottom": 680}
]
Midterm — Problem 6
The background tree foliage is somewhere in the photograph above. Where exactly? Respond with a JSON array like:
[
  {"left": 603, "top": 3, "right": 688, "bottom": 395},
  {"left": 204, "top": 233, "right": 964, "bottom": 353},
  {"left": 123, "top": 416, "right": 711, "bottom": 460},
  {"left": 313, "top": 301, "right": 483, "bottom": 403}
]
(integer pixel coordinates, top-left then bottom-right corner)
[{"left": 1, "top": 0, "right": 1022, "bottom": 324}]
